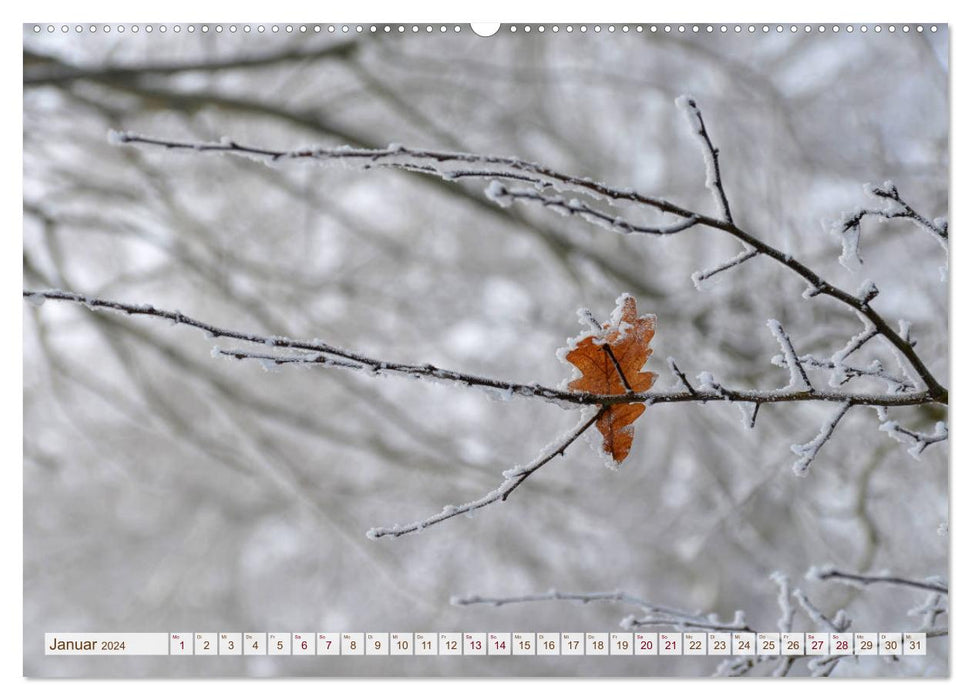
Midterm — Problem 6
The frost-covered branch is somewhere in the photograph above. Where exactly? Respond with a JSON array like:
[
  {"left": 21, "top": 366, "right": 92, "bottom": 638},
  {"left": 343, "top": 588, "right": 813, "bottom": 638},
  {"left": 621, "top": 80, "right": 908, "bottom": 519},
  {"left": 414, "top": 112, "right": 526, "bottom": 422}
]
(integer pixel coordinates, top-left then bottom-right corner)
[
  {"left": 110, "top": 109, "right": 948, "bottom": 406},
  {"left": 485, "top": 182, "right": 700, "bottom": 237},
  {"left": 810, "top": 567, "right": 948, "bottom": 594},
  {"left": 773, "top": 320, "right": 919, "bottom": 397},
  {"left": 456, "top": 571, "right": 944, "bottom": 677},
  {"left": 666, "top": 357, "right": 697, "bottom": 395},
  {"left": 212, "top": 348, "right": 366, "bottom": 372},
  {"left": 766, "top": 573, "right": 799, "bottom": 676},
  {"left": 25, "top": 287, "right": 940, "bottom": 533},
  {"left": 38, "top": 283, "right": 938, "bottom": 538},
  {"left": 23, "top": 100, "right": 949, "bottom": 542},
  {"left": 834, "top": 323, "right": 879, "bottom": 361},
  {"left": 874, "top": 410, "right": 948, "bottom": 459},
  {"left": 910, "top": 592, "right": 949, "bottom": 631},
  {"left": 110, "top": 131, "right": 706, "bottom": 220},
  {"left": 778, "top": 354, "right": 915, "bottom": 392},
  {"left": 366, "top": 409, "right": 605, "bottom": 538},
  {"left": 691, "top": 247, "right": 758, "bottom": 287},
  {"left": 792, "top": 568, "right": 948, "bottom": 677},
  {"left": 22, "top": 290, "right": 938, "bottom": 410},
  {"left": 451, "top": 589, "right": 753, "bottom": 634},
  {"left": 771, "top": 572, "right": 795, "bottom": 634},
  {"left": 792, "top": 590, "right": 851, "bottom": 634},
  {"left": 838, "top": 182, "right": 948, "bottom": 249},
  {"left": 675, "top": 95, "right": 734, "bottom": 224},
  {"left": 767, "top": 320, "right": 813, "bottom": 391},
  {"left": 790, "top": 402, "right": 852, "bottom": 476},
  {"left": 696, "top": 371, "right": 729, "bottom": 399},
  {"left": 769, "top": 571, "right": 796, "bottom": 678}
]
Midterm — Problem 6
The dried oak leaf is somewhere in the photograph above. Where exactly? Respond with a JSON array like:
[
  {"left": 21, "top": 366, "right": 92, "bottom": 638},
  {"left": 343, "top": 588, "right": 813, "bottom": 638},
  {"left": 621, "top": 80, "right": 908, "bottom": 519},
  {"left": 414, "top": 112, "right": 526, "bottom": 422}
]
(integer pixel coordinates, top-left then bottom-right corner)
[{"left": 560, "top": 294, "right": 657, "bottom": 466}]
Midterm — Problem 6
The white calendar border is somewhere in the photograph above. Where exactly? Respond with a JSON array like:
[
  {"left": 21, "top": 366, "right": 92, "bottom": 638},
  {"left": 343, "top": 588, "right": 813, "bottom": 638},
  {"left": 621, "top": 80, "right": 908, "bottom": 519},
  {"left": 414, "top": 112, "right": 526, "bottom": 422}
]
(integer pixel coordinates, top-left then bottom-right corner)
[{"left": 8, "top": 1, "right": 961, "bottom": 698}]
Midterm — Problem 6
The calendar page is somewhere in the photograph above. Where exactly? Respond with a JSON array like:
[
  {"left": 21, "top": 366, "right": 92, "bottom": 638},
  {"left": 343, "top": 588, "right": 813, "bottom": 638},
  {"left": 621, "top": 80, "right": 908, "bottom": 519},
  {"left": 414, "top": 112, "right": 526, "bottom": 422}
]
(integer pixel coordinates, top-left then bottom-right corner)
[{"left": 22, "top": 20, "right": 949, "bottom": 678}]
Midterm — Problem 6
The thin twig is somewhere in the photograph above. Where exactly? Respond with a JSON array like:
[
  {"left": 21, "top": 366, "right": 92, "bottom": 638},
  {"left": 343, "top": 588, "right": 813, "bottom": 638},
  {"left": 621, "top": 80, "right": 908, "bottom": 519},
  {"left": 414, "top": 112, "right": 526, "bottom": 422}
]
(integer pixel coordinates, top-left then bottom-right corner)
[
  {"left": 835, "top": 325, "right": 880, "bottom": 361},
  {"left": 876, "top": 418, "right": 948, "bottom": 458},
  {"left": 676, "top": 96, "right": 734, "bottom": 224},
  {"left": 842, "top": 182, "right": 948, "bottom": 245},
  {"left": 771, "top": 572, "right": 795, "bottom": 634},
  {"left": 455, "top": 574, "right": 946, "bottom": 677},
  {"left": 667, "top": 357, "right": 697, "bottom": 396},
  {"left": 487, "top": 182, "right": 701, "bottom": 236},
  {"left": 366, "top": 409, "right": 604, "bottom": 538},
  {"left": 782, "top": 354, "right": 915, "bottom": 392},
  {"left": 691, "top": 247, "right": 758, "bottom": 286},
  {"left": 452, "top": 589, "right": 754, "bottom": 633},
  {"left": 216, "top": 345, "right": 932, "bottom": 407},
  {"left": 767, "top": 319, "right": 813, "bottom": 392},
  {"left": 910, "top": 592, "right": 949, "bottom": 630},
  {"left": 813, "top": 569, "right": 948, "bottom": 594},
  {"left": 109, "top": 131, "right": 712, "bottom": 220},
  {"left": 792, "top": 589, "right": 850, "bottom": 634},
  {"left": 790, "top": 401, "right": 853, "bottom": 476}
]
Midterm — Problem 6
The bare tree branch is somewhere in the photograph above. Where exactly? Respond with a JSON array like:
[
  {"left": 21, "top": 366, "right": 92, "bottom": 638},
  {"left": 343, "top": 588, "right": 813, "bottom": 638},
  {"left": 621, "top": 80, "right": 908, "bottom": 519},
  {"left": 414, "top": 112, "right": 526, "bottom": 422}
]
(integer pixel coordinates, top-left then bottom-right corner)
[
  {"left": 792, "top": 589, "right": 851, "bottom": 634},
  {"left": 456, "top": 571, "right": 945, "bottom": 678},
  {"left": 910, "top": 592, "right": 949, "bottom": 630},
  {"left": 485, "top": 182, "right": 701, "bottom": 236},
  {"left": 840, "top": 182, "right": 948, "bottom": 246},
  {"left": 875, "top": 411, "right": 949, "bottom": 459},
  {"left": 779, "top": 354, "right": 915, "bottom": 392},
  {"left": 767, "top": 319, "right": 813, "bottom": 392},
  {"left": 675, "top": 95, "right": 735, "bottom": 224},
  {"left": 666, "top": 357, "right": 697, "bottom": 396},
  {"left": 366, "top": 409, "right": 605, "bottom": 538},
  {"left": 811, "top": 568, "right": 948, "bottom": 595},
  {"left": 691, "top": 247, "right": 758, "bottom": 287},
  {"left": 24, "top": 290, "right": 938, "bottom": 410},
  {"left": 790, "top": 401, "right": 853, "bottom": 476},
  {"left": 451, "top": 589, "right": 753, "bottom": 634},
  {"left": 110, "top": 122, "right": 948, "bottom": 405}
]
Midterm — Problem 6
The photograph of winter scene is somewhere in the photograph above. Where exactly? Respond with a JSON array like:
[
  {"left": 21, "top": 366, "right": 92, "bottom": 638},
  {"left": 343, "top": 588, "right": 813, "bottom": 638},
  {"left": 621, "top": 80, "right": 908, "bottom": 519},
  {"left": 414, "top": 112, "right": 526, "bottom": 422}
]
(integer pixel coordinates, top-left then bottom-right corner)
[{"left": 23, "top": 23, "right": 948, "bottom": 677}]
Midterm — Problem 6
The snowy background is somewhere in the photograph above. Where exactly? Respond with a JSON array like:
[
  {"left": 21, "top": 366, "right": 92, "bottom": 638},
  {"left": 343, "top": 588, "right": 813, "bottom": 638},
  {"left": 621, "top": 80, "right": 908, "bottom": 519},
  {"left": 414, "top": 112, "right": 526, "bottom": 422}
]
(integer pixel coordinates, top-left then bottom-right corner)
[{"left": 23, "top": 24, "right": 948, "bottom": 677}]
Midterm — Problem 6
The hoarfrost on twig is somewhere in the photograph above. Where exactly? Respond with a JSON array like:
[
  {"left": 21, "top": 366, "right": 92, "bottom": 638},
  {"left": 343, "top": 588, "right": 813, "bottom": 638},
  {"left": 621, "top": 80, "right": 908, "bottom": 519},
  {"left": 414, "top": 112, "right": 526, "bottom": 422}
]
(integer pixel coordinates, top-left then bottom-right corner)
[
  {"left": 909, "top": 592, "right": 949, "bottom": 631},
  {"left": 770, "top": 571, "right": 795, "bottom": 634},
  {"left": 736, "top": 401, "right": 758, "bottom": 429},
  {"left": 691, "top": 247, "right": 758, "bottom": 290},
  {"left": 767, "top": 319, "right": 812, "bottom": 391},
  {"left": 793, "top": 588, "right": 850, "bottom": 633},
  {"left": 835, "top": 220, "right": 863, "bottom": 271},
  {"left": 106, "top": 127, "right": 949, "bottom": 405},
  {"left": 675, "top": 95, "right": 734, "bottom": 224},
  {"left": 857, "top": 279, "right": 879, "bottom": 305},
  {"left": 829, "top": 322, "right": 878, "bottom": 387},
  {"left": 666, "top": 357, "right": 696, "bottom": 395},
  {"left": 366, "top": 409, "right": 604, "bottom": 538},
  {"left": 790, "top": 402, "right": 852, "bottom": 476},
  {"left": 878, "top": 419, "right": 948, "bottom": 460},
  {"left": 453, "top": 589, "right": 753, "bottom": 634},
  {"left": 835, "top": 182, "right": 948, "bottom": 277},
  {"left": 810, "top": 566, "right": 948, "bottom": 594}
]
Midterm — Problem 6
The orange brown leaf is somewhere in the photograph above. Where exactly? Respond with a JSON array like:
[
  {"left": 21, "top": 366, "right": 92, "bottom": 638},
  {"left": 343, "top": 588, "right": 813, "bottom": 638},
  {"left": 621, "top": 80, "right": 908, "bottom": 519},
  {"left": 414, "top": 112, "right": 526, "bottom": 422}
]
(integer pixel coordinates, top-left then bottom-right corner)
[{"left": 561, "top": 294, "right": 657, "bottom": 465}]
